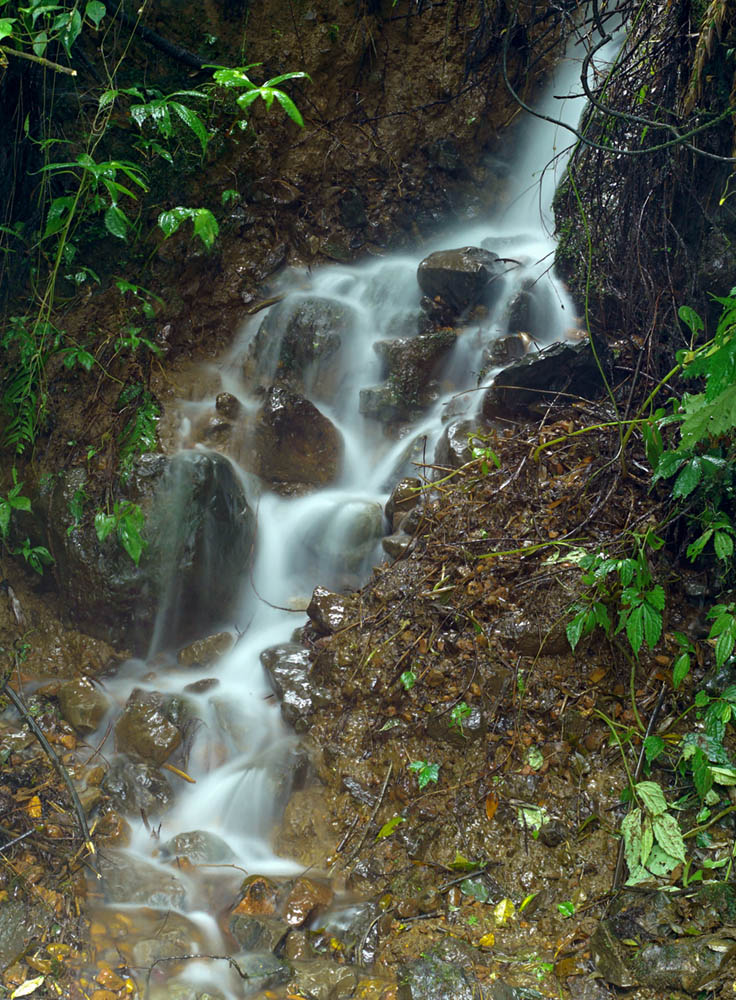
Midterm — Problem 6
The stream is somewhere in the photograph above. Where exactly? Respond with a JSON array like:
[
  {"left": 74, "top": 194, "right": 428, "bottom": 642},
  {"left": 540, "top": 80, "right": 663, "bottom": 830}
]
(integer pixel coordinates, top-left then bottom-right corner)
[{"left": 89, "top": 31, "right": 620, "bottom": 1000}]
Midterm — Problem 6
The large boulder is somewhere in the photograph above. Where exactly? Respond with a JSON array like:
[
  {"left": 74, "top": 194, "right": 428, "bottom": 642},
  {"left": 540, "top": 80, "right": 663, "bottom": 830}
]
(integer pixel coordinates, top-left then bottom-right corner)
[
  {"left": 47, "top": 451, "right": 255, "bottom": 652},
  {"left": 261, "top": 642, "right": 328, "bottom": 732},
  {"left": 253, "top": 385, "right": 344, "bottom": 489},
  {"left": 417, "top": 246, "right": 505, "bottom": 317},
  {"left": 482, "top": 339, "right": 609, "bottom": 418},
  {"left": 114, "top": 688, "right": 184, "bottom": 765},
  {"left": 245, "top": 296, "right": 357, "bottom": 402}
]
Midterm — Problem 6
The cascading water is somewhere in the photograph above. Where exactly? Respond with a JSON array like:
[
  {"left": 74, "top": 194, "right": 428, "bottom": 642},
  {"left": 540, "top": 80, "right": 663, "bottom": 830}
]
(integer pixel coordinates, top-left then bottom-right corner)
[{"left": 89, "top": 32, "right": 620, "bottom": 999}]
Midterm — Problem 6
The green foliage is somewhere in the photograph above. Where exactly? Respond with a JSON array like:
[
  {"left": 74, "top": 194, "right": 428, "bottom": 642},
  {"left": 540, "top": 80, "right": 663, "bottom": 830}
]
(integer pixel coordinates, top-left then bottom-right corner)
[
  {"left": 116, "top": 386, "right": 160, "bottom": 480},
  {"left": 449, "top": 701, "right": 471, "bottom": 733},
  {"left": 158, "top": 207, "right": 219, "bottom": 251},
  {"left": 400, "top": 670, "right": 416, "bottom": 690},
  {"left": 95, "top": 501, "right": 146, "bottom": 565},
  {"left": 209, "top": 64, "right": 310, "bottom": 128},
  {"left": 0, "top": 470, "right": 52, "bottom": 574},
  {"left": 408, "top": 760, "right": 439, "bottom": 789},
  {"left": 621, "top": 780, "right": 687, "bottom": 885},
  {"left": 566, "top": 531, "right": 664, "bottom": 657}
]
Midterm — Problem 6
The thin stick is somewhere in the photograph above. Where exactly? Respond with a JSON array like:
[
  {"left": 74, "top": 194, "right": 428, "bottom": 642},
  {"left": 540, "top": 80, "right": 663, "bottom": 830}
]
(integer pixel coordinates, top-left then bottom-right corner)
[
  {"left": 0, "top": 46, "right": 77, "bottom": 75},
  {"left": 344, "top": 763, "right": 393, "bottom": 866}
]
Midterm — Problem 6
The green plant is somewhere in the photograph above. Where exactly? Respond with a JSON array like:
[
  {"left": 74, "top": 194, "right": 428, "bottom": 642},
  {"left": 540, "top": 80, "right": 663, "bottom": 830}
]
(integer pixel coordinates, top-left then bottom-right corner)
[
  {"left": 94, "top": 501, "right": 146, "bottom": 565},
  {"left": 566, "top": 530, "right": 665, "bottom": 658},
  {"left": 400, "top": 670, "right": 416, "bottom": 690},
  {"left": 449, "top": 701, "right": 471, "bottom": 733},
  {"left": 621, "top": 780, "right": 686, "bottom": 885},
  {"left": 0, "top": 470, "right": 52, "bottom": 574},
  {"left": 408, "top": 760, "right": 439, "bottom": 789},
  {"left": 209, "top": 64, "right": 309, "bottom": 129},
  {"left": 116, "top": 386, "right": 160, "bottom": 481}
]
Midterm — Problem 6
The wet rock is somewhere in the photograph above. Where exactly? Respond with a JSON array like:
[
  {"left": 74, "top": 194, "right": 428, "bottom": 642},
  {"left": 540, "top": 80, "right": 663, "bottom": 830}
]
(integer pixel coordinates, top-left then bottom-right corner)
[
  {"left": 494, "top": 615, "right": 569, "bottom": 656},
  {"left": 231, "top": 953, "right": 292, "bottom": 991},
  {"left": 433, "top": 419, "right": 481, "bottom": 468},
  {"left": 177, "top": 631, "right": 233, "bottom": 668},
  {"left": 484, "top": 332, "right": 531, "bottom": 368},
  {"left": 101, "top": 854, "right": 187, "bottom": 909},
  {"left": 284, "top": 877, "right": 334, "bottom": 927},
  {"left": 115, "top": 689, "right": 182, "bottom": 765},
  {"left": 382, "top": 532, "right": 412, "bottom": 559},
  {"left": 160, "top": 830, "right": 235, "bottom": 864},
  {"left": 339, "top": 188, "right": 367, "bottom": 228},
  {"left": 385, "top": 478, "right": 421, "bottom": 531},
  {"left": 398, "top": 945, "right": 482, "bottom": 1000},
  {"left": 482, "top": 340, "right": 609, "bottom": 419},
  {"left": 129, "top": 912, "right": 203, "bottom": 968},
  {"left": 307, "top": 586, "right": 356, "bottom": 635},
  {"left": 425, "top": 704, "right": 485, "bottom": 744},
  {"left": 183, "top": 677, "right": 219, "bottom": 694},
  {"left": 247, "top": 296, "right": 356, "bottom": 400},
  {"left": 57, "top": 677, "right": 109, "bottom": 734},
  {"left": 47, "top": 451, "right": 256, "bottom": 652},
  {"left": 503, "top": 279, "right": 556, "bottom": 341},
  {"left": 0, "top": 897, "right": 51, "bottom": 970},
  {"left": 102, "top": 759, "right": 174, "bottom": 815},
  {"left": 215, "top": 392, "right": 241, "bottom": 419},
  {"left": 321, "top": 902, "right": 382, "bottom": 965},
  {"left": 417, "top": 246, "right": 504, "bottom": 317},
  {"left": 261, "top": 642, "right": 326, "bottom": 732},
  {"left": 289, "top": 959, "right": 359, "bottom": 1000},
  {"left": 254, "top": 385, "right": 344, "bottom": 488},
  {"left": 283, "top": 929, "right": 315, "bottom": 961},
  {"left": 362, "top": 328, "right": 456, "bottom": 423},
  {"left": 229, "top": 913, "right": 289, "bottom": 952},
  {"left": 232, "top": 875, "right": 281, "bottom": 917},
  {"left": 274, "top": 787, "right": 341, "bottom": 868},
  {"left": 427, "top": 137, "right": 464, "bottom": 176}
]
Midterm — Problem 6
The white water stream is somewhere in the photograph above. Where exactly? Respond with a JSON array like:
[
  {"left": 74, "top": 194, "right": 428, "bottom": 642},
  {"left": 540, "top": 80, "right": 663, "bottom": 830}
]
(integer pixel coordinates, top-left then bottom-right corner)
[{"left": 92, "top": 31, "right": 620, "bottom": 999}]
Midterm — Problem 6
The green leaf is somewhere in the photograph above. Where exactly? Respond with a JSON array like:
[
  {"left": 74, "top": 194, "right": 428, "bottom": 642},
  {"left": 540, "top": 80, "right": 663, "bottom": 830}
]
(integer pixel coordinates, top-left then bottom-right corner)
[
  {"left": 557, "top": 900, "right": 575, "bottom": 918},
  {"left": 117, "top": 513, "right": 145, "bottom": 565},
  {"left": 376, "top": 815, "right": 404, "bottom": 840},
  {"left": 85, "top": 0, "right": 105, "bottom": 26},
  {"left": 645, "top": 843, "right": 681, "bottom": 877},
  {"left": 9, "top": 493, "right": 30, "bottom": 513},
  {"left": 625, "top": 604, "right": 645, "bottom": 656},
  {"left": 460, "top": 877, "right": 490, "bottom": 903},
  {"left": 673, "top": 457, "right": 703, "bottom": 498},
  {"left": 621, "top": 807, "right": 642, "bottom": 872},
  {"left": 408, "top": 760, "right": 439, "bottom": 789},
  {"left": 672, "top": 652, "right": 691, "bottom": 689},
  {"left": 400, "top": 670, "right": 416, "bottom": 690},
  {"left": 641, "top": 601, "right": 663, "bottom": 650},
  {"left": 643, "top": 735, "right": 665, "bottom": 764},
  {"left": 94, "top": 511, "right": 116, "bottom": 543},
  {"left": 59, "top": 6, "right": 82, "bottom": 55},
  {"left": 635, "top": 781, "right": 668, "bottom": 816},
  {"left": 652, "top": 812, "right": 686, "bottom": 862},
  {"left": 566, "top": 610, "right": 586, "bottom": 651},
  {"left": 449, "top": 852, "right": 480, "bottom": 872},
  {"left": 692, "top": 748, "right": 715, "bottom": 800},
  {"left": 0, "top": 499, "right": 11, "bottom": 539},
  {"left": 714, "top": 531, "right": 734, "bottom": 561},
  {"left": 678, "top": 304, "right": 704, "bottom": 337},
  {"left": 170, "top": 102, "right": 209, "bottom": 154},
  {"left": 710, "top": 765, "right": 736, "bottom": 786},
  {"left": 104, "top": 204, "right": 129, "bottom": 239},
  {"left": 640, "top": 814, "right": 654, "bottom": 866},
  {"left": 44, "top": 195, "right": 75, "bottom": 238},
  {"left": 272, "top": 88, "right": 304, "bottom": 126},
  {"left": 715, "top": 627, "right": 736, "bottom": 670},
  {"left": 192, "top": 208, "right": 218, "bottom": 250},
  {"left": 0, "top": 16, "right": 15, "bottom": 40}
]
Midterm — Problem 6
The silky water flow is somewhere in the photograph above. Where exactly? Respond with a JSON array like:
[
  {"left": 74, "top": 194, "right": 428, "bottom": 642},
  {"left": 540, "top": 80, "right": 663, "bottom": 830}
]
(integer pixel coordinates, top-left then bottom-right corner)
[{"left": 88, "top": 32, "right": 620, "bottom": 998}]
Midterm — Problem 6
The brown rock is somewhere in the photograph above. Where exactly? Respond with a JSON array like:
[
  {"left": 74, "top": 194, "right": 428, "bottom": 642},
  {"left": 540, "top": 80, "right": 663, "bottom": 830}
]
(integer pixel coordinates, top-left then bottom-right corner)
[
  {"left": 58, "top": 678, "right": 109, "bottom": 734},
  {"left": 307, "top": 586, "right": 355, "bottom": 634},
  {"left": 216, "top": 392, "right": 242, "bottom": 418},
  {"left": 417, "top": 246, "right": 504, "bottom": 316},
  {"left": 385, "top": 478, "right": 421, "bottom": 532},
  {"left": 177, "top": 631, "right": 233, "bottom": 668},
  {"left": 284, "top": 877, "right": 334, "bottom": 927},
  {"left": 232, "top": 874, "right": 280, "bottom": 916},
  {"left": 254, "top": 385, "right": 344, "bottom": 487},
  {"left": 115, "top": 689, "right": 181, "bottom": 765}
]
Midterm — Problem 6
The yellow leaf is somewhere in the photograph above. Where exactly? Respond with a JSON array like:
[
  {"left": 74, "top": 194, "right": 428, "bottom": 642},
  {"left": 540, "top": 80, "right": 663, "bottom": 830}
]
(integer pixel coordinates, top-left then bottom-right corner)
[
  {"left": 11, "top": 976, "right": 45, "bottom": 998},
  {"left": 479, "top": 932, "right": 495, "bottom": 947},
  {"left": 493, "top": 898, "right": 515, "bottom": 926},
  {"left": 485, "top": 792, "right": 498, "bottom": 822},
  {"left": 26, "top": 796, "right": 42, "bottom": 819}
]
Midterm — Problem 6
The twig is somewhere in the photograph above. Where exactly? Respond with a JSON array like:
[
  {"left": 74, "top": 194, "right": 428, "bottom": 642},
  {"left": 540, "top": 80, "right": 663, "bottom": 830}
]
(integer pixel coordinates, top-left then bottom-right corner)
[
  {"left": 2, "top": 681, "right": 98, "bottom": 877},
  {"left": 344, "top": 763, "right": 393, "bottom": 867},
  {"left": 0, "top": 46, "right": 77, "bottom": 75}
]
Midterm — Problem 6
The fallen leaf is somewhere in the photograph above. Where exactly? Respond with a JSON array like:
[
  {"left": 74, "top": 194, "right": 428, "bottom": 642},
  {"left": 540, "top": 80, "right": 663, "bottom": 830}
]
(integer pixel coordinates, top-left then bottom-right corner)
[
  {"left": 26, "top": 796, "right": 42, "bottom": 820},
  {"left": 11, "top": 976, "right": 45, "bottom": 998},
  {"left": 485, "top": 793, "right": 498, "bottom": 821}
]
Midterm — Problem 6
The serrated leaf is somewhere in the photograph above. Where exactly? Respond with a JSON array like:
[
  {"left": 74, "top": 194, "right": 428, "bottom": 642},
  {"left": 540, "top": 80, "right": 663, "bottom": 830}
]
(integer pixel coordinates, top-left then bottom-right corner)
[
  {"left": 625, "top": 604, "right": 645, "bottom": 656},
  {"left": 643, "top": 735, "right": 665, "bottom": 764},
  {"left": 566, "top": 612, "right": 585, "bottom": 651},
  {"left": 715, "top": 628, "right": 736, "bottom": 669},
  {"left": 652, "top": 812, "right": 686, "bottom": 862},
  {"left": 636, "top": 781, "right": 668, "bottom": 816},
  {"left": 645, "top": 843, "right": 681, "bottom": 877},
  {"left": 710, "top": 765, "right": 736, "bottom": 786},
  {"left": 642, "top": 601, "right": 663, "bottom": 649}
]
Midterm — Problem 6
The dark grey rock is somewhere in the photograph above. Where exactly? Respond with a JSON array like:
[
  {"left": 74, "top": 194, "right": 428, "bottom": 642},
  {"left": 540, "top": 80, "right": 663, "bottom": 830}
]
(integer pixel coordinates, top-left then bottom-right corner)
[
  {"left": 160, "top": 830, "right": 235, "bottom": 864},
  {"left": 417, "top": 246, "right": 505, "bottom": 317},
  {"left": 385, "top": 477, "right": 422, "bottom": 531},
  {"left": 482, "top": 339, "right": 609, "bottom": 418},
  {"left": 115, "top": 688, "right": 182, "bottom": 765},
  {"left": 229, "top": 913, "right": 289, "bottom": 952},
  {"left": 0, "top": 898, "right": 51, "bottom": 971},
  {"left": 261, "top": 642, "right": 328, "bottom": 733},
  {"left": 339, "top": 188, "right": 367, "bottom": 228},
  {"left": 307, "top": 586, "right": 356, "bottom": 635},
  {"left": 102, "top": 758, "right": 174, "bottom": 816},
  {"left": 101, "top": 854, "right": 187, "bottom": 909}
]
